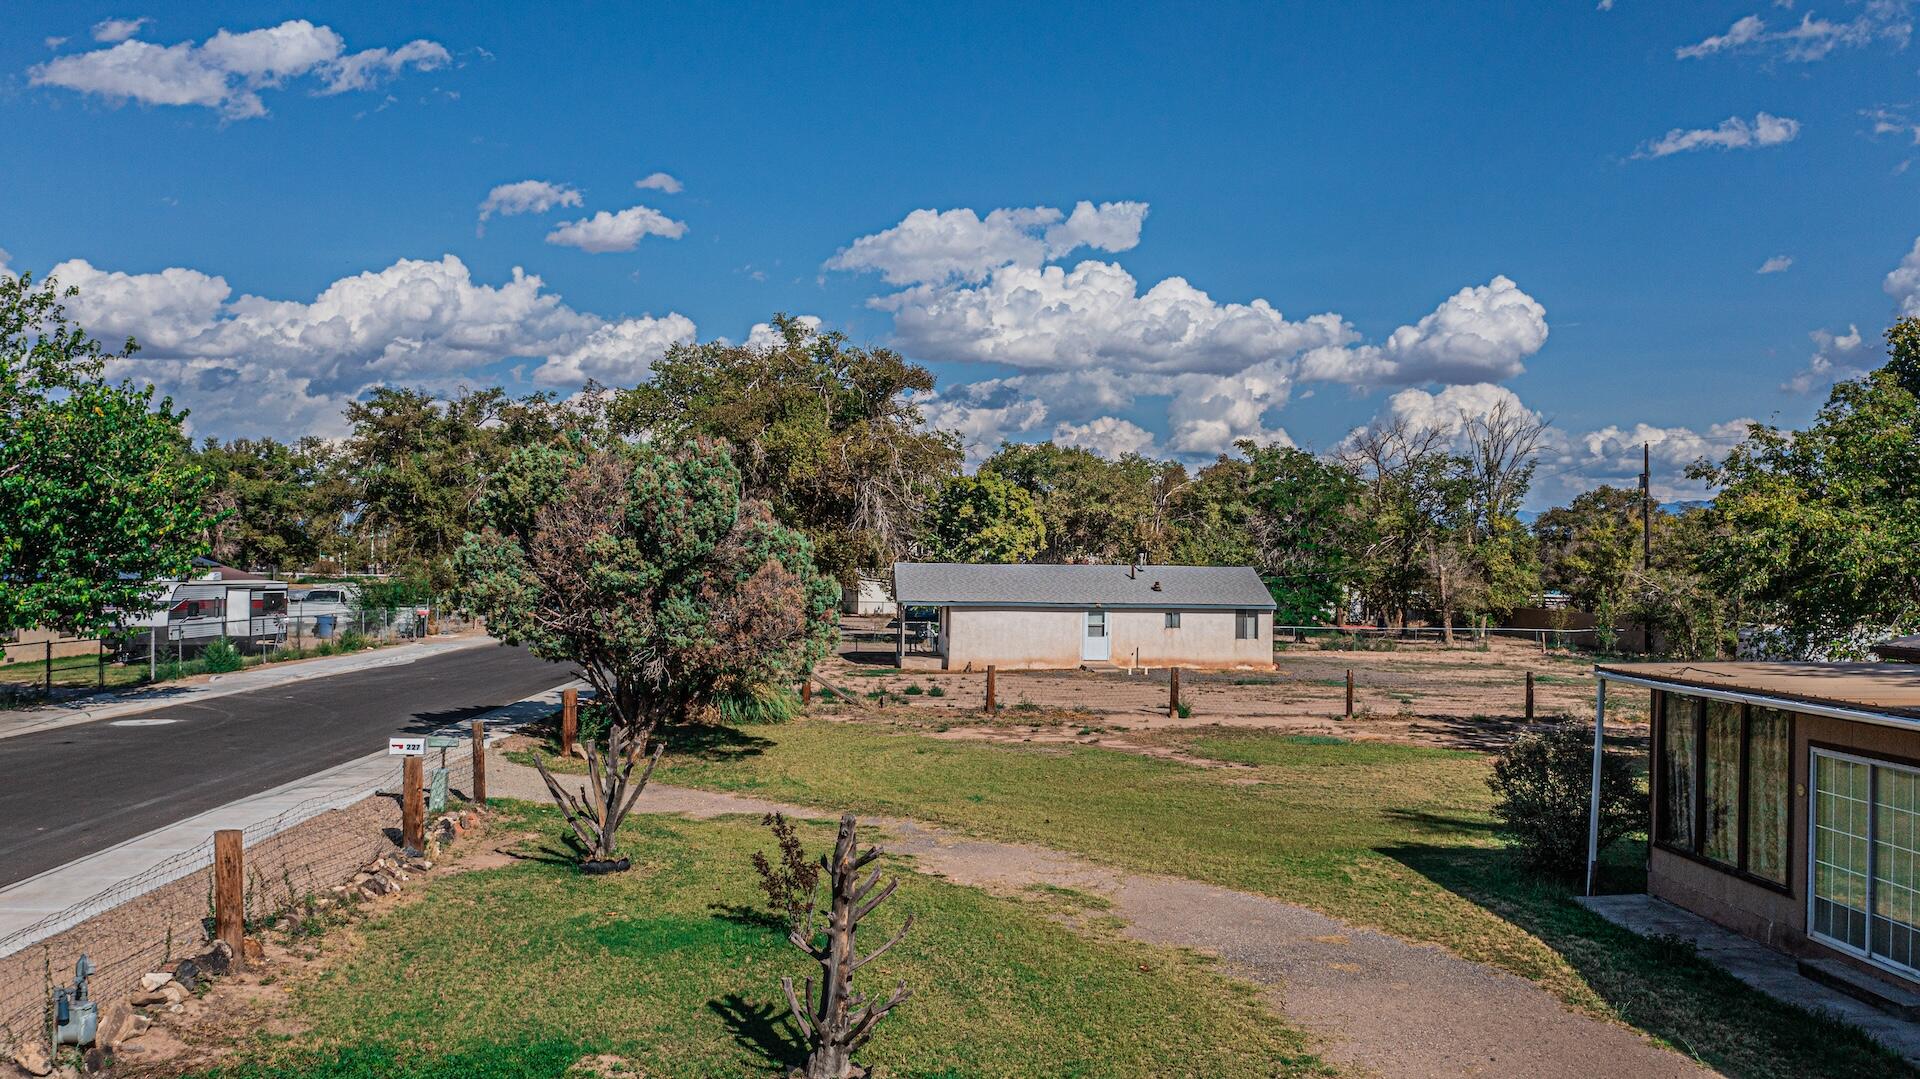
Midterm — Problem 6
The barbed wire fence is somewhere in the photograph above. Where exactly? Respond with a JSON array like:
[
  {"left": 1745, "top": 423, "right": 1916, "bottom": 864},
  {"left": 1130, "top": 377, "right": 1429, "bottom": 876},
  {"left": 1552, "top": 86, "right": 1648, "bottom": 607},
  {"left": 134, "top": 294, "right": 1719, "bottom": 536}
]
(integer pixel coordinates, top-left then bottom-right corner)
[{"left": 0, "top": 749, "right": 479, "bottom": 1056}]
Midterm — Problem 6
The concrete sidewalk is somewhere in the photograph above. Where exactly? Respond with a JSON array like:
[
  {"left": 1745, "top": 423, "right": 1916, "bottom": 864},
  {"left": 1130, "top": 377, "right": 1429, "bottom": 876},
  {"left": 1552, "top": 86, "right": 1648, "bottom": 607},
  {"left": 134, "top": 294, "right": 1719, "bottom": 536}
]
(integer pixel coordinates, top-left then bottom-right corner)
[
  {"left": 0, "top": 634, "right": 495, "bottom": 743},
  {"left": 1581, "top": 893, "right": 1920, "bottom": 1064},
  {"left": 0, "top": 677, "right": 579, "bottom": 955}
]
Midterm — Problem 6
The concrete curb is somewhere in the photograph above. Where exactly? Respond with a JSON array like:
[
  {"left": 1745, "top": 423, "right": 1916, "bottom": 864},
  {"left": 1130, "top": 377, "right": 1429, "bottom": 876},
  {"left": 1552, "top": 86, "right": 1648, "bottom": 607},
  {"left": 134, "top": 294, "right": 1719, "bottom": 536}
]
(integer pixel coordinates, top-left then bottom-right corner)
[{"left": 0, "top": 635, "right": 496, "bottom": 744}]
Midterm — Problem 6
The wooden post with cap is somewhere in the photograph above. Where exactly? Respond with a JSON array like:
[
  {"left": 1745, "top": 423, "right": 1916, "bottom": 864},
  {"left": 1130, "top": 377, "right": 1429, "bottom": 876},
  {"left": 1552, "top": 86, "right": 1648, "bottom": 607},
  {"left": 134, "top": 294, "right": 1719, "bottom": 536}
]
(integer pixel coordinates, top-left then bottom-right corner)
[
  {"left": 402, "top": 757, "right": 426, "bottom": 853},
  {"left": 471, "top": 718, "right": 487, "bottom": 806},
  {"left": 214, "top": 829, "right": 245, "bottom": 969},
  {"left": 560, "top": 687, "right": 578, "bottom": 758}
]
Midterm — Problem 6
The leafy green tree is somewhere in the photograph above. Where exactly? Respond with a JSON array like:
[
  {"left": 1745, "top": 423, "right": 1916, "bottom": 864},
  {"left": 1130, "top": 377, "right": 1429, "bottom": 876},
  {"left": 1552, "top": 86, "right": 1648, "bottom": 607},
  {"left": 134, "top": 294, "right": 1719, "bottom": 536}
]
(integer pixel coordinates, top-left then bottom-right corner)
[
  {"left": 1533, "top": 485, "right": 1646, "bottom": 612},
  {"left": 1235, "top": 443, "right": 1365, "bottom": 624},
  {"left": 0, "top": 272, "right": 211, "bottom": 636},
  {"left": 614, "top": 315, "right": 961, "bottom": 585},
  {"left": 344, "top": 386, "right": 573, "bottom": 589},
  {"left": 979, "top": 442, "right": 1161, "bottom": 563},
  {"left": 922, "top": 473, "right": 1045, "bottom": 563},
  {"left": 195, "top": 436, "right": 350, "bottom": 574},
  {"left": 1691, "top": 319, "right": 1920, "bottom": 654}
]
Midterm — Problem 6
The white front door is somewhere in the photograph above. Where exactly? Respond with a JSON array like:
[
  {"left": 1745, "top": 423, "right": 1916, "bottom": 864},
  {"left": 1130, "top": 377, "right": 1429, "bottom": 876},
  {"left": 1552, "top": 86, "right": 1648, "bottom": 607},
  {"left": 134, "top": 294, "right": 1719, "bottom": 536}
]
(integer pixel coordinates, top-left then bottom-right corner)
[
  {"left": 225, "top": 588, "right": 251, "bottom": 637},
  {"left": 1082, "top": 609, "right": 1110, "bottom": 661}
]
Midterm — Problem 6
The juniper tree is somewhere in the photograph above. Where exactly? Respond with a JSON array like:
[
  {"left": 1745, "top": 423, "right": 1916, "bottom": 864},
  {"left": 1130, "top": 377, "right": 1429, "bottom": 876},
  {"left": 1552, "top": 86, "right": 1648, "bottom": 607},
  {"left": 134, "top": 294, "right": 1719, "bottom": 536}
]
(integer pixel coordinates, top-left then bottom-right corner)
[{"left": 454, "top": 438, "right": 838, "bottom": 860}]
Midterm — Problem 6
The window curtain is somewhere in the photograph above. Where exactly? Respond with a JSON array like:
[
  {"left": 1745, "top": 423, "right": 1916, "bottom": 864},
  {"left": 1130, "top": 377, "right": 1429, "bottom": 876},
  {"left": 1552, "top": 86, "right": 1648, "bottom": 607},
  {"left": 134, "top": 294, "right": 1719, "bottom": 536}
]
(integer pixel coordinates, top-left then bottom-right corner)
[
  {"left": 1746, "top": 707, "right": 1790, "bottom": 884},
  {"left": 1702, "top": 700, "right": 1743, "bottom": 864},
  {"left": 1660, "top": 693, "right": 1696, "bottom": 850}
]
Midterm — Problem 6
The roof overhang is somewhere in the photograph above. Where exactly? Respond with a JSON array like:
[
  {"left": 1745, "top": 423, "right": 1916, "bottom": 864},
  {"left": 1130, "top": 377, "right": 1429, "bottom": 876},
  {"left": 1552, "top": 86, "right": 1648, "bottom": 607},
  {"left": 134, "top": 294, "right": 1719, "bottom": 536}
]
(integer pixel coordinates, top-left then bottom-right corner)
[
  {"left": 894, "top": 597, "right": 1276, "bottom": 611},
  {"left": 1594, "top": 667, "right": 1920, "bottom": 733}
]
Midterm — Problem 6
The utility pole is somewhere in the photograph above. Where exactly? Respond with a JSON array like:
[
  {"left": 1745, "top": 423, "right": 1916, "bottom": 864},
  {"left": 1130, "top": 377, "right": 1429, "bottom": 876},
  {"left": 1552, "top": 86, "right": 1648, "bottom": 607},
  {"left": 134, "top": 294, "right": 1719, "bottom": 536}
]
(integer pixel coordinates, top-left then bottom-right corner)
[{"left": 1639, "top": 442, "right": 1651, "bottom": 570}]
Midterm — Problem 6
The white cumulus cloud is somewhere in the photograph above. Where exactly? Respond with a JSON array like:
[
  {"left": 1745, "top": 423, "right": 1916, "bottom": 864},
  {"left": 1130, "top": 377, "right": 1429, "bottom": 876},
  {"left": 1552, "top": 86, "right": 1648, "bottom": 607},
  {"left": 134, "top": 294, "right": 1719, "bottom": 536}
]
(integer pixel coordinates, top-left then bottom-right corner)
[
  {"left": 835, "top": 200, "right": 1550, "bottom": 465},
  {"left": 533, "top": 314, "right": 696, "bottom": 385},
  {"left": 1634, "top": 112, "right": 1800, "bottom": 158},
  {"left": 27, "top": 18, "right": 448, "bottom": 120},
  {"left": 33, "top": 251, "right": 707, "bottom": 438},
  {"left": 91, "top": 17, "right": 153, "bottom": 44},
  {"left": 635, "top": 172, "right": 683, "bottom": 194},
  {"left": 1782, "top": 324, "right": 1869, "bottom": 394},
  {"left": 826, "top": 201, "right": 1147, "bottom": 285},
  {"left": 477, "top": 180, "right": 583, "bottom": 231},
  {"left": 1885, "top": 235, "right": 1920, "bottom": 316},
  {"left": 1757, "top": 254, "right": 1793, "bottom": 273},
  {"left": 544, "top": 205, "right": 687, "bottom": 253},
  {"left": 1052, "top": 417, "right": 1158, "bottom": 459}
]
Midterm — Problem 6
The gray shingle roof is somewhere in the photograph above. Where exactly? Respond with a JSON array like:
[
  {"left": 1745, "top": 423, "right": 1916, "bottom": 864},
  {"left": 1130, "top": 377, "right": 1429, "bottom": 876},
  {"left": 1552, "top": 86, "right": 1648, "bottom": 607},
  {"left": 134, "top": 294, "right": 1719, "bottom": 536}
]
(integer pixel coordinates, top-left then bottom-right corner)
[{"left": 892, "top": 562, "right": 1276, "bottom": 610}]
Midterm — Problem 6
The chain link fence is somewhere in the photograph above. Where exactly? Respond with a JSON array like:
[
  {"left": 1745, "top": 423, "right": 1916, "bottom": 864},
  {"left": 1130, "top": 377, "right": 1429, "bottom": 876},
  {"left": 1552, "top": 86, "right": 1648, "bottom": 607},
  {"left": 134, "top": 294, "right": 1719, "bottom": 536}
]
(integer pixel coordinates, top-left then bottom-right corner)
[{"left": 0, "top": 608, "right": 480, "bottom": 703}]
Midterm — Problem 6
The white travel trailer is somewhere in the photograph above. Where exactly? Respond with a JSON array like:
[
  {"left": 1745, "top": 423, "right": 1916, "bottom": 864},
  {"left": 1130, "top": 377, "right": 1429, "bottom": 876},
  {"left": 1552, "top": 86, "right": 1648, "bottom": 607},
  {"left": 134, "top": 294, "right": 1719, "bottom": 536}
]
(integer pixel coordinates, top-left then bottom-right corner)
[{"left": 120, "top": 564, "right": 289, "bottom": 655}]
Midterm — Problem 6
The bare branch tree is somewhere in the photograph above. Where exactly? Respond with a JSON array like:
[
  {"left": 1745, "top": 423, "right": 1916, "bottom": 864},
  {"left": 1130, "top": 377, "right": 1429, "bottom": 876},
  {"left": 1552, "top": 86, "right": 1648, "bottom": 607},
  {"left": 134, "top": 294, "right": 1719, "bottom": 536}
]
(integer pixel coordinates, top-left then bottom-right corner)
[
  {"left": 781, "top": 814, "right": 913, "bottom": 1079},
  {"left": 1459, "top": 397, "right": 1548, "bottom": 540},
  {"left": 531, "top": 720, "right": 663, "bottom": 865}
]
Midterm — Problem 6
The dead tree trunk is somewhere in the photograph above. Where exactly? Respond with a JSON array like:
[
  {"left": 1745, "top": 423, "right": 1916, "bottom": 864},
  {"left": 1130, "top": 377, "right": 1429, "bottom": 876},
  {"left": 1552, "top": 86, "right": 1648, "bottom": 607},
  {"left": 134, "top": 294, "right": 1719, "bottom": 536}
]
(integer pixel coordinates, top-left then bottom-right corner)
[
  {"left": 782, "top": 814, "right": 912, "bottom": 1079},
  {"left": 532, "top": 721, "right": 663, "bottom": 864}
]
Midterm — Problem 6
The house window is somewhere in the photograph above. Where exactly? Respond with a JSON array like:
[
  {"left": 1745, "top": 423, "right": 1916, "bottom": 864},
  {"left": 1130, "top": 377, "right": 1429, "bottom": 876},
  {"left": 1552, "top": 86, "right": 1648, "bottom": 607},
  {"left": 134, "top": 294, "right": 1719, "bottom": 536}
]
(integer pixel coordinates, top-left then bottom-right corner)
[
  {"left": 1165, "top": 612, "right": 1181, "bottom": 629},
  {"left": 1654, "top": 691, "right": 1790, "bottom": 885},
  {"left": 1235, "top": 610, "right": 1259, "bottom": 639},
  {"left": 1811, "top": 749, "right": 1920, "bottom": 976}
]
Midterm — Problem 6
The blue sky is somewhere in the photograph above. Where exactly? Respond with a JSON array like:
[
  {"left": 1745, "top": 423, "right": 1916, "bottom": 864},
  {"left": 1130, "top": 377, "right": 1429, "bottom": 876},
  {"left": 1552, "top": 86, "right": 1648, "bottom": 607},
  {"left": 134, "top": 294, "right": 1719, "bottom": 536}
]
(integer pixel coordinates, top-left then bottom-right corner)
[{"left": 5, "top": 2, "right": 1920, "bottom": 506}]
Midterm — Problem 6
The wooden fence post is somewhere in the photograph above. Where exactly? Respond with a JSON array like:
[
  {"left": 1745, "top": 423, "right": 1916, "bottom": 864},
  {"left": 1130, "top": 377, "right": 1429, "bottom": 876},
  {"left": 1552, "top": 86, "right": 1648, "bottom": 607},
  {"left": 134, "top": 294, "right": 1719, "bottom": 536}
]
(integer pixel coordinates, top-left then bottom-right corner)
[
  {"left": 984, "top": 665, "right": 997, "bottom": 713},
  {"left": 1525, "top": 671, "right": 1535, "bottom": 721},
  {"left": 560, "top": 687, "right": 578, "bottom": 758},
  {"left": 402, "top": 757, "right": 426, "bottom": 853},
  {"left": 801, "top": 677, "right": 813, "bottom": 706},
  {"left": 214, "top": 829, "right": 246, "bottom": 969},
  {"left": 1168, "top": 667, "right": 1181, "bottom": 718},
  {"left": 471, "top": 718, "right": 487, "bottom": 806},
  {"left": 44, "top": 640, "right": 53, "bottom": 695},
  {"left": 1345, "top": 669, "right": 1354, "bottom": 720}
]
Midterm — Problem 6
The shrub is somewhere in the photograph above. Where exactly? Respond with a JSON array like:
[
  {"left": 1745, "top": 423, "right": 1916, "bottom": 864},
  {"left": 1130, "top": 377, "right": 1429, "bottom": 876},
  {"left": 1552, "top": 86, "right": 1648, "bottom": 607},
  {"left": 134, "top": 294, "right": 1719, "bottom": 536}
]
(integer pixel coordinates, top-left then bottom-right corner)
[
  {"left": 927, "top": 685, "right": 946, "bottom": 698},
  {"left": 1488, "top": 724, "right": 1644, "bottom": 877},
  {"left": 337, "top": 629, "right": 370, "bottom": 653},
  {"left": 201, "top": 638, "right": 243, "bottom": 673},
  {"left": 903, "top": 684, "right": 924, "bottom": 696},
  {"left": 713, "top": 683, "right": 800, "bottom": 725},
  {"left": 750, "top": 812, "right": 820, "bottom": 929}
]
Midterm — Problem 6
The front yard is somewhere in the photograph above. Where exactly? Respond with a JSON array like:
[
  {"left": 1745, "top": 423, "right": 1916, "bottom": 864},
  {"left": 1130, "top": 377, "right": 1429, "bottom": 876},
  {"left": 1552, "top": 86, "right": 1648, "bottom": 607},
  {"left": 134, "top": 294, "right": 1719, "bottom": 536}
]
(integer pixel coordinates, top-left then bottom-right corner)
[
  {"left": 188, "top": 808, "right": 1327, "bottom": 1078},
  {"left": 182, "top": 703, "right": 1907, "bottom": 1078}
]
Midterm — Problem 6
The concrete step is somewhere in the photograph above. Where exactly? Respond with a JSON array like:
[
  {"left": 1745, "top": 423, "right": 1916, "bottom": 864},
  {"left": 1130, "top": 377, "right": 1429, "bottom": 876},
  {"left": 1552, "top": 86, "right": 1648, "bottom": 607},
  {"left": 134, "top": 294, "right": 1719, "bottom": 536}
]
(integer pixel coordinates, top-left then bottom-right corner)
[{"left": 1797, "top": 958, "right": 1920, "bottom": 1021}]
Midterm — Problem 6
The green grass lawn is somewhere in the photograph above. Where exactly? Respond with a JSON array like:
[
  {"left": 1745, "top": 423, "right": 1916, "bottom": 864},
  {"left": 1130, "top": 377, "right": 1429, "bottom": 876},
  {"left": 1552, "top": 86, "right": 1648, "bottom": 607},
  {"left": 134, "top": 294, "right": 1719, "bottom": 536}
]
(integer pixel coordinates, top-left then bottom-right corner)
[
  {"left": 198, "top": 809, "right": 1329, "bottom": 1079},
  {"left": 652, "top": 721, "right": 1909, "bottom": 1079},
  {"left": 0, "top": 650, "right": 143, "bottom": 689}
]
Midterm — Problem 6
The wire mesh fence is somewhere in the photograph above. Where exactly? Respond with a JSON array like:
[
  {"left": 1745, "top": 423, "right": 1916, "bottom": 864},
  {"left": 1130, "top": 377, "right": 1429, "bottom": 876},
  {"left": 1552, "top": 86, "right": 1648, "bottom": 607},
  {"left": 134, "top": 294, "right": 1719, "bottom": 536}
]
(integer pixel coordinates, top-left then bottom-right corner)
[{"left": 0, "top": 750, "right": 480, "bottom": 1054}]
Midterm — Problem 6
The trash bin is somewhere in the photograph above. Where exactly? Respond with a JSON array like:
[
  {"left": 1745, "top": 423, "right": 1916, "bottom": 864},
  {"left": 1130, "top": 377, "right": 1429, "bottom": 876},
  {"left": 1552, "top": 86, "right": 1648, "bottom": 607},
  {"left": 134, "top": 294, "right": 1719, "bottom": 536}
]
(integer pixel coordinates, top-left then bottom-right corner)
[{"left": 314, "top": 614, "right": 336, "bottom": 639}]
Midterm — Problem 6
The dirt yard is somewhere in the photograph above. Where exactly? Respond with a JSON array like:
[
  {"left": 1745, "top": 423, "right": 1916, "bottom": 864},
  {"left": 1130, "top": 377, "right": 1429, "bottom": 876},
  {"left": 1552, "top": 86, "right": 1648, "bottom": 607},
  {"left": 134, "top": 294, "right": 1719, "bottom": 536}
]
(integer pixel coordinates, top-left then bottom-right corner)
[{"left": 818, "top": 636, "right": 1646, "bottom": 754}]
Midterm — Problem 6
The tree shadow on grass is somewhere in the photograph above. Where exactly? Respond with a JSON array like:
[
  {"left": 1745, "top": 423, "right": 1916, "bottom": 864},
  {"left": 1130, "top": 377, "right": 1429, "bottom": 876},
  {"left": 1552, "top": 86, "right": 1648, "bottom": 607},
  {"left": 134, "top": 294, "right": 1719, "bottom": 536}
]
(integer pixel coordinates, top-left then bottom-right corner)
[
  {"left": 708, "top": 992, "right": 804, "bottom": 1074},
  {"left": 664, "top": 723, "right": 775, "bottom": 762},
  {"left": 1377, "top": 839, "right": 1913, "bottom": 1078},
  {"left": 709, "top": 901, "right": 788, "bottom": 930},
  {"left": 1380, "top": 807, "right": 1501, "bottom": 837}
]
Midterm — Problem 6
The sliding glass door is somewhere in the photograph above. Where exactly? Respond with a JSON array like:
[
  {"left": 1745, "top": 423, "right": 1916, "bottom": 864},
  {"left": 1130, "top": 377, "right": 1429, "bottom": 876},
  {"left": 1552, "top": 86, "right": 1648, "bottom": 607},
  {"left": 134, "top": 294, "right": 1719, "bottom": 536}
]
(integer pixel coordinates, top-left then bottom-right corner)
[{"left": 1811, "top": 749, "right": 1920, "bottom": 978}]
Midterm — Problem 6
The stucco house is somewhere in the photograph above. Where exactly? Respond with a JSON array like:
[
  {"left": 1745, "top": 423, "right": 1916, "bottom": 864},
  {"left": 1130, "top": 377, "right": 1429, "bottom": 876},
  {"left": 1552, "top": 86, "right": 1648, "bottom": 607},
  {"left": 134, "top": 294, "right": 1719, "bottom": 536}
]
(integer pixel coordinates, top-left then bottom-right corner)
[
  {"left": 1585, "top": 660, "right": 1920, "bottom": 999},
  {"left": 889, "top": 561, "right": 1276, "bottom": 670}
]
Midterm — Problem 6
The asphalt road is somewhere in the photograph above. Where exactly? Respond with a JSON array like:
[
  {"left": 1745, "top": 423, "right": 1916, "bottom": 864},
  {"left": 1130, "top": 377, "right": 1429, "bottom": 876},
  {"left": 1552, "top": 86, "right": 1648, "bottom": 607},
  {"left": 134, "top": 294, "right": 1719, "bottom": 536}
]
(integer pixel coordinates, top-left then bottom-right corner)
[{"left": 0, "top": 643, "right": 570, "bottom": 888}]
